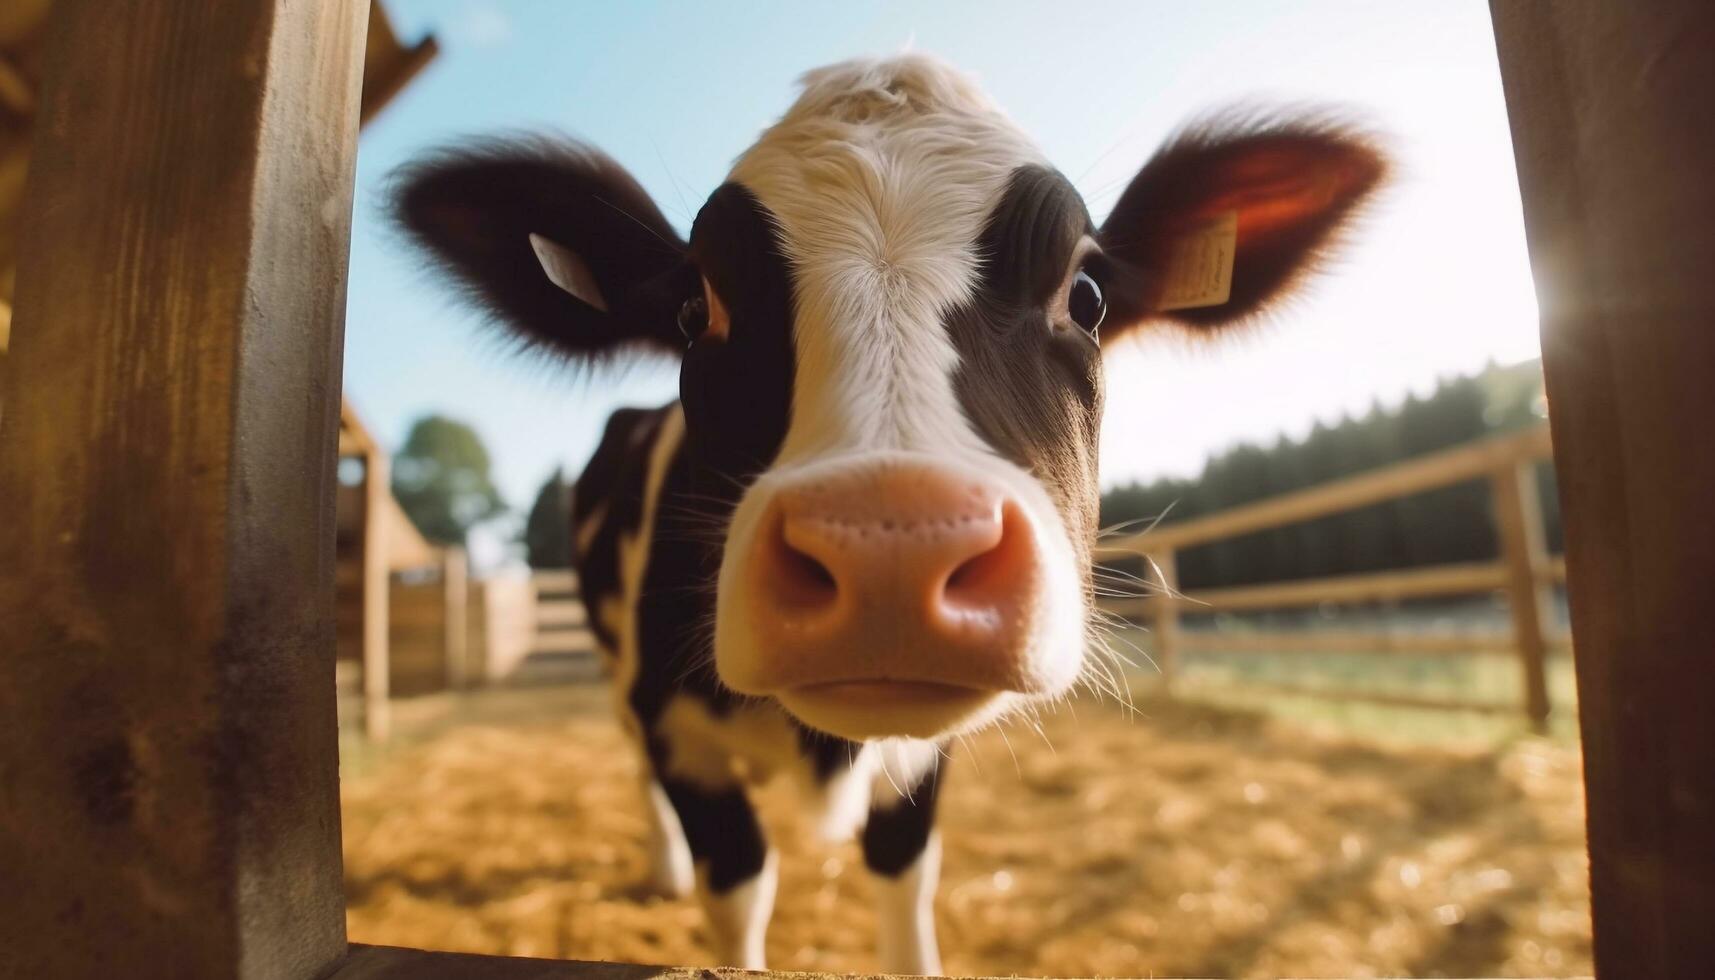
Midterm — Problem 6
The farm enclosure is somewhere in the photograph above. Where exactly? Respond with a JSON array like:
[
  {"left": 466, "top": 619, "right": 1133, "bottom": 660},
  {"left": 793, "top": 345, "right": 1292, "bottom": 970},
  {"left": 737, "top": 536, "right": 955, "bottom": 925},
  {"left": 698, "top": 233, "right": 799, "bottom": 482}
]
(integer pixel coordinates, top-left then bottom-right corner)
[{"left": 4, "top": 3, "right": 1714, "bottom": 979}]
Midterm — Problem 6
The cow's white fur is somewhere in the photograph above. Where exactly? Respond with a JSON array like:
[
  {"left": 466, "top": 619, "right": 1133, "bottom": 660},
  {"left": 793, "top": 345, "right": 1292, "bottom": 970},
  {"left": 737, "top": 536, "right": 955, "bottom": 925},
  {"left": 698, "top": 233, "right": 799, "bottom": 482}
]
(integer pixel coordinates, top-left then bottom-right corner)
[
  {"left": 715, "top": 55, "right": 1089, "bottom": 733},
  {"left": 699, "top": 849, "right": 778, "bottom": 969},
  {"left": 655, "top": 692, "right": 943, "bottom": 842},
  {"left": 643, "top": 778, "right": 694, "bottom": 898}
]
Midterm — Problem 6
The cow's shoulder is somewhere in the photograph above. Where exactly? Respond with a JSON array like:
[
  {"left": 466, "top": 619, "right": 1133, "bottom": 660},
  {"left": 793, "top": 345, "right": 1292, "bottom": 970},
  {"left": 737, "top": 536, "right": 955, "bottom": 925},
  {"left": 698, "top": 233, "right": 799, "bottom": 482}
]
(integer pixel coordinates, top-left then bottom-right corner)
[
  {"left": 572, "top": 401, "right": 680, "bottom": 650},
  {"left": 573, "top": 404, "right": 675, "bottom": 541}
]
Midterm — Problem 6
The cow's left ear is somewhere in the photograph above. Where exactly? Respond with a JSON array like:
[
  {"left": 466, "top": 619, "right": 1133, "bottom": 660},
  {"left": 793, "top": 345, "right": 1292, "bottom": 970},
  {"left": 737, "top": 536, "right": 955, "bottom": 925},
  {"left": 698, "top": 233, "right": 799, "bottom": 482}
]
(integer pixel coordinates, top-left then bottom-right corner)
[
  {"left": 1095, "top": 111, "right": 1388, "bottom": 339},
  {"left": 391, "top": 136, "right": 694, "bottom": 363}
]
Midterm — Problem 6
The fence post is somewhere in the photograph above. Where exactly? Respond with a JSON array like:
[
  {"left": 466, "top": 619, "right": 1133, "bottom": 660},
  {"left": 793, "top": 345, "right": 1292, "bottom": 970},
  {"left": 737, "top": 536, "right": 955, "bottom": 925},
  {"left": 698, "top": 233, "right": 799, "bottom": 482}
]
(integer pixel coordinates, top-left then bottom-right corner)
[
  {"left": 443, "top": 546, "right": 469, "bottom": 691},
  {"left": 1148, "top": 550, "right": 1181, "bottom": 692},
  {"left": 361, "top": 448, "right": 392, "bottom": 740},
  {"left": 0, "top": 1, "right": 365, "bottom": 971},
  {"left": 1492, "top": 460, "right": 1553, "bottom": 733}
]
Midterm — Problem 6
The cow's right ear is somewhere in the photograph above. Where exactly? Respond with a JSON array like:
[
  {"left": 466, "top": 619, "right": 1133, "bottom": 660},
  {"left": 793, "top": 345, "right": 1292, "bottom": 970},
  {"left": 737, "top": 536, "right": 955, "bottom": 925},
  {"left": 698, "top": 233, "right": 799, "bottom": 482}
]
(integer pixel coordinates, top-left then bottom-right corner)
[
  {"left": 391, "top": 137, "right": 695, "bottom": 361},
  {"left": 1094, "top": 111, "right": 1388, "bottom": 341}
]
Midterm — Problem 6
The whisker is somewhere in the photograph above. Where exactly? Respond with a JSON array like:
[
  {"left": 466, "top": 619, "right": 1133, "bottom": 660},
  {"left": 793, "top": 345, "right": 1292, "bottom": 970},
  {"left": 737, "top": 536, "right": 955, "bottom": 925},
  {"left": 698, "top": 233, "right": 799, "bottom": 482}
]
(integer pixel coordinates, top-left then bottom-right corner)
[
  {"left": 996, "top": 725, "right": 1021, "bottom": 776},
  {"left": 1095, "top": 504, "right": 1180, "bottom": 539},
  {"left": 592, "top": 194, "right": 682, "bottom": 255}
]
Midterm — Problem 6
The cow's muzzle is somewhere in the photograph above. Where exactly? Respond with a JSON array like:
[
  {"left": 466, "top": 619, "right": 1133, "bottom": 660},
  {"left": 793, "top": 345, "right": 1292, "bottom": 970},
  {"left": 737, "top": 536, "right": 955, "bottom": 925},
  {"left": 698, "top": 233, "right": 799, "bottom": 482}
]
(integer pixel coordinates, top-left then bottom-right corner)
[{"left": 723, "top": 455, "right": 1051, "bottom": 738}]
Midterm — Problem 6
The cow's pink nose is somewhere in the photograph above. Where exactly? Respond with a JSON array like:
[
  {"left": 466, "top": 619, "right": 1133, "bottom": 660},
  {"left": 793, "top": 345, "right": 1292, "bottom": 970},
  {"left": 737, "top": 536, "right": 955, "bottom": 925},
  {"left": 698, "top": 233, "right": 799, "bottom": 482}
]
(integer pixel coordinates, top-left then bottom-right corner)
[{"left": 740, "top": 462, "right": 1044, "bottom": 704}]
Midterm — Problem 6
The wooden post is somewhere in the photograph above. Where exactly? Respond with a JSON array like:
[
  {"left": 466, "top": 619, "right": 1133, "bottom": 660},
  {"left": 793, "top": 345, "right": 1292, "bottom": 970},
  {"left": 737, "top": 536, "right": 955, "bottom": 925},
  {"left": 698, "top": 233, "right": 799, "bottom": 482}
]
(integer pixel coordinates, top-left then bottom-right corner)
[
  {"left": 1148, "top": 550, "right": 1181, "bottom": 692},
  {"left": 361, "top": 448, "right": 392, "bottom": 740},
  {"left": 0, "top": 2, "right": 367, "bottom": 977},
  {"left": 443, "top": 547, "right": 470, "bottom": 691},
  {"left": 1492, "top": 3, "right": 1715, "bottom": 975},
  {"left": 1491, "top": 461, "right": 1553, "bottom": 733}
]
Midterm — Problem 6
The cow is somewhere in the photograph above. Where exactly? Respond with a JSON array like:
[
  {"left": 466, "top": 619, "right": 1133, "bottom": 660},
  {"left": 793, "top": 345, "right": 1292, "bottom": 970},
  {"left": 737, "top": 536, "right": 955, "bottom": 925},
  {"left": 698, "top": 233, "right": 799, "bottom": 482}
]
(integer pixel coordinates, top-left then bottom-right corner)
[{"left": 392, "top": 54, "right": 1386, "bottom": 972}]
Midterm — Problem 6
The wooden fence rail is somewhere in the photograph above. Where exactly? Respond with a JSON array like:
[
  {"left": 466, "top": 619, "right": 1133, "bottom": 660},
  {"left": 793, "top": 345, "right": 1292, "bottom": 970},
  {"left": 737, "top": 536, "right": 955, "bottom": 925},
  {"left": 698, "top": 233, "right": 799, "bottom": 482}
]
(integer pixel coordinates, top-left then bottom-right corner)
[{"left": 1097, "top": 421, "right": 1562, "bottom": 731}]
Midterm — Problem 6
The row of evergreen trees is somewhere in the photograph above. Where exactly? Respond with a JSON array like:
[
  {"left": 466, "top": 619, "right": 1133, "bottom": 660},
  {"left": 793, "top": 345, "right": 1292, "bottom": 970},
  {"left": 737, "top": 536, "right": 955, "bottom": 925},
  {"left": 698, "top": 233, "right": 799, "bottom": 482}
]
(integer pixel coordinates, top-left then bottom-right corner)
[{"left": 1098, "top": 359, "right": 1560, "bottom": 591}]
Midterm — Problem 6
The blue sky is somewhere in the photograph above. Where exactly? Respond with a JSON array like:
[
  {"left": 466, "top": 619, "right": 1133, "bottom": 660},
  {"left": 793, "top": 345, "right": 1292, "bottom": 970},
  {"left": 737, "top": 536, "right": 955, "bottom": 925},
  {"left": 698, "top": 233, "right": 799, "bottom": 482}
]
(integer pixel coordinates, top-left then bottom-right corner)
[{"left": 346, "top": 1, "right": 1536, "bottom": 545}]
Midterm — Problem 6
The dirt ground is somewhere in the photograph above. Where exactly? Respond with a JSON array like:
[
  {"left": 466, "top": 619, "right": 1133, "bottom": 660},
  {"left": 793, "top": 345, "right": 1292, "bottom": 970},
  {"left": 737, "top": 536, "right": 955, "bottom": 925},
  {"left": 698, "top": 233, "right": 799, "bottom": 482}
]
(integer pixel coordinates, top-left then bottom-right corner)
[{"left": 341, "top": 685, "right": 1591, "bottom": 978}]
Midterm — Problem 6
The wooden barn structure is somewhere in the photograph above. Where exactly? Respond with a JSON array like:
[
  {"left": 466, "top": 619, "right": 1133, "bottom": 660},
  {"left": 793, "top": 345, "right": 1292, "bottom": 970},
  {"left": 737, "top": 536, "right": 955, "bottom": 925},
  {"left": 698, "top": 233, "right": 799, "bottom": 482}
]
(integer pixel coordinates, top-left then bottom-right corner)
[
  {"left": 337, "top": 397, "right": 544, "bottom": 738},
  {"left": 0, "top": 3, "right": 1711, "bottom": 978}
]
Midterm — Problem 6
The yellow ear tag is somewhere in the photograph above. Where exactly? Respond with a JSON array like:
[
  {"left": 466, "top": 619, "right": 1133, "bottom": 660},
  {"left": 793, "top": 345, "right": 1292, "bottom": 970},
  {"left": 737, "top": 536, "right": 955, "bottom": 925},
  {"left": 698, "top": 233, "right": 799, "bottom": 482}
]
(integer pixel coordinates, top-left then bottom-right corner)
[{"left": 1158, "top": 210, "right": 1238, "bottom": 311}]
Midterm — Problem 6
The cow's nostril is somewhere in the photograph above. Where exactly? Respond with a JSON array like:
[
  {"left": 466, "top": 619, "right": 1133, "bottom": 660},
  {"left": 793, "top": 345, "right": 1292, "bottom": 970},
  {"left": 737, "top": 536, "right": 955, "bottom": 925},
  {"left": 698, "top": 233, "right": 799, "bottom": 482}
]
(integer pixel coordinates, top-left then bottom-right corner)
[
  {"left": 768, "top": 515, "right": 841, "bottom": 610},
  {"left": 784, "top": 544, "right": 837, "bottom": 592},
  {"left": 942, "top": 502, "right": 1031, "bottom": 606}
]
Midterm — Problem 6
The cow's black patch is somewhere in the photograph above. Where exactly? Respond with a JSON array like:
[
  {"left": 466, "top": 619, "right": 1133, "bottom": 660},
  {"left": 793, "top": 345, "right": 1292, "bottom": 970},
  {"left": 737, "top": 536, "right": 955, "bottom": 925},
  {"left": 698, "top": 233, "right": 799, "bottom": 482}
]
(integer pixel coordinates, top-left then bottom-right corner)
[
  {"left": 660, "top": 777, "right": 769, "bottom": 894},
  {"left": 861, "top": 763, "right": 944, "bottom": 878},
  {"left": 948, "top": 165, "right": 1105, "bottom": 564},
  {"left": 797, "top": 727, "right": 857, "bottom": 783},
  {"left": 623, "top": 183, "right": 805, "bottom": 732},
  {"left": 571, "top": 178, "right": 868, "bottom": 810},
  {"left": 679, "top": 183, "right": 799, "bottom": 494}
]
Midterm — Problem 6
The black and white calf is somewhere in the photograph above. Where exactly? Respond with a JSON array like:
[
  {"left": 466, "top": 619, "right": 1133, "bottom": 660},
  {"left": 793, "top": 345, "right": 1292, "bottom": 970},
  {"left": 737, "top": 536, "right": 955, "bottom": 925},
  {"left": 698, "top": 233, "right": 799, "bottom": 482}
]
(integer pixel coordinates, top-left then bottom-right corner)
[{"left": 395, "top": 55, "right": 1385, "bottom": 971}]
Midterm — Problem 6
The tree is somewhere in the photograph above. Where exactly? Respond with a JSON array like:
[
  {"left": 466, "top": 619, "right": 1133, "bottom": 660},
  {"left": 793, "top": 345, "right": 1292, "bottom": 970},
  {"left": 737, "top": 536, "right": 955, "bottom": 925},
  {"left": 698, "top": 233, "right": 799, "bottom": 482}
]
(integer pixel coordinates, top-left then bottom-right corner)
[
  {"left": 522, "top": 468, "right": 574, "bottom": 568},
  {"left": 391, "top": 415, "right": 506, "bottom": 546}
]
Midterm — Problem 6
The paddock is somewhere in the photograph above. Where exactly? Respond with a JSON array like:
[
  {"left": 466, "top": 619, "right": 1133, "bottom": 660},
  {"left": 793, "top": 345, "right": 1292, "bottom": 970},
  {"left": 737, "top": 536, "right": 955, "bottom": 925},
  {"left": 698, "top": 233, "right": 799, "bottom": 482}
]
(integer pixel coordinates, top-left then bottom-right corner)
[
  {"left": 338, "top": 684, "right": 1590, "bottom": 977},
  {"left": 1, "top": 3, "right": 1712, "bottom": 980}
]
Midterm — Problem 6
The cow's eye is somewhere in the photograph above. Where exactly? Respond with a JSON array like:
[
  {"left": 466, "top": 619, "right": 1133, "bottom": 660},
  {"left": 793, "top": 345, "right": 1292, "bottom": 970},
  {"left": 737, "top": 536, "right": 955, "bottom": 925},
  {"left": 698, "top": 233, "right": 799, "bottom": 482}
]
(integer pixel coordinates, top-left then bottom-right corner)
[
  {"left": 1068, "top": 269, "right": 1106, "bottom": 336},
  {"left": 677, "top": 295, "right": 708, "bottom": 341},
  {"left": 679, "top": 277, "right": 729, "bottom": 343}
]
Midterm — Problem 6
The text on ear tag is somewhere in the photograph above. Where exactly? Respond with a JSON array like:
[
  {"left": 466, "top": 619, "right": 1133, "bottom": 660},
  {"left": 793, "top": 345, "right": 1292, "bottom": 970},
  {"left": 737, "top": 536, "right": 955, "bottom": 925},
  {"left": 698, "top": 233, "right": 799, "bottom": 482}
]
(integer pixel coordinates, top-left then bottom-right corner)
[{"left": 1158, "top": 210, "right": 1237, "bottom": 311}]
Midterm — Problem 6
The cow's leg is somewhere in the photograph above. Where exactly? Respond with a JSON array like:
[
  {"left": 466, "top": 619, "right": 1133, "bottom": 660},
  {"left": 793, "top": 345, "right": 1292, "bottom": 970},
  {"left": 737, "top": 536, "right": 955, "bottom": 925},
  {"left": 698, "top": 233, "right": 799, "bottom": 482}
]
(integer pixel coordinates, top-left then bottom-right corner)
[
  {"left": 660, "top": 778, "right": 776, "bottom": 969},
  {"left": 614, "top": 690, "right": 694, "bottom": 897},
  {"left": 640, "top": 769, "right": 694, "bottom": 897},
  {"left": 863, "top": 761, "right": 944, "bottom": 975}
]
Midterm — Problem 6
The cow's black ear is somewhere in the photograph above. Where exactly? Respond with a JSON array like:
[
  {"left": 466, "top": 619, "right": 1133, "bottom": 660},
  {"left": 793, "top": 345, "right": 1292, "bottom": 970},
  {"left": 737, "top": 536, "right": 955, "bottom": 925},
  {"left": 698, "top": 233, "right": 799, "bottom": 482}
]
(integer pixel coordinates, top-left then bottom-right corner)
[
  {"left": 1095, "top": 110, "right": 1388, "bottom": 340},
  {"left": 391, "top": 136, "right": 694, "bottom": 361}
]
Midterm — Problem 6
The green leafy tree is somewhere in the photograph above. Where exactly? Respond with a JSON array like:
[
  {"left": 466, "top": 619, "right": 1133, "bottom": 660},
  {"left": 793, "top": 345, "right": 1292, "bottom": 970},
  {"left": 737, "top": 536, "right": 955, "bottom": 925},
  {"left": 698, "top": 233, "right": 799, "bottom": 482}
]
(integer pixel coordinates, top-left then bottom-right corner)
[
  {"left": 391, "top": 415, "right": 506, "bottom": 546},
  {"left": 522, "top": 468, "right": 574, "bottom": 569}
]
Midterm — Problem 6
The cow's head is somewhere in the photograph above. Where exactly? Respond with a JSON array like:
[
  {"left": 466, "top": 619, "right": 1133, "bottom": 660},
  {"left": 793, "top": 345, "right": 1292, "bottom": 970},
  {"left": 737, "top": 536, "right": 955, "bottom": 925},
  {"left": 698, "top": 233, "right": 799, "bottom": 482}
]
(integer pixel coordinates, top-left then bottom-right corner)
[{"left": 395, "top": 56, "right": 1386, "bottom": 741}]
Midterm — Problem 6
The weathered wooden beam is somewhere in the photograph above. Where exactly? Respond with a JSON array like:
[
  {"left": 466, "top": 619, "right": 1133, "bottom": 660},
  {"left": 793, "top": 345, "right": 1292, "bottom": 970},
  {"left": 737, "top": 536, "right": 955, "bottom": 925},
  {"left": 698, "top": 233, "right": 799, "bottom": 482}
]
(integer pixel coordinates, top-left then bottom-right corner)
[
  {"left": 359, "top": 10, "right": 438, "bottom": 128},
  {"left": 442, "top": 547, "right": 469, "bottom": 691},
  {"left": 1182, "top": 679, "right": 1521, "bottom": 717},
  {"left": 1107, "top": 560, "right": 1510, "bottom": 617},
  {"left": 1491, "top": 461, "right": 1554, "bottom": 732},
  {"left": 0, "top": 1, "right": 368, "bottom": 977},
  {"left": 333, "top": 945, "right": 1055, "bottom": 980},
  {"left": 340, "top": 399, "right": 383, "bottom": 456},
  {"left": 536, "top": 600, "right": 590, "bottom": 627},
  {"left": 1178, "top": 629, "right": 1524, "bottom": 656},
  {"left": 531, "top": 568, "right": 582, "bottom": 594},
  {"left": 361, "top": 448, "right": 392, "bottom": 740},
  {"left": 1492, "top": 2, "right": 1715, "bottom": 975}
]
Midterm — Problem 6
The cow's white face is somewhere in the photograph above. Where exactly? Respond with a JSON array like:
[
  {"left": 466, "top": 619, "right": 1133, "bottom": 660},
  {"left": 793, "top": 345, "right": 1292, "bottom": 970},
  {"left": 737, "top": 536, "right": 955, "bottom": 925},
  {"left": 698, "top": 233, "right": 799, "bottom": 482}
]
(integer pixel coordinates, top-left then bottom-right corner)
[
  {"left": 698, "top": 61, "right": 1100, "bottom": 738},
  {"left": 394, "top": 54, "right": 1386, "bottom": 742}
]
